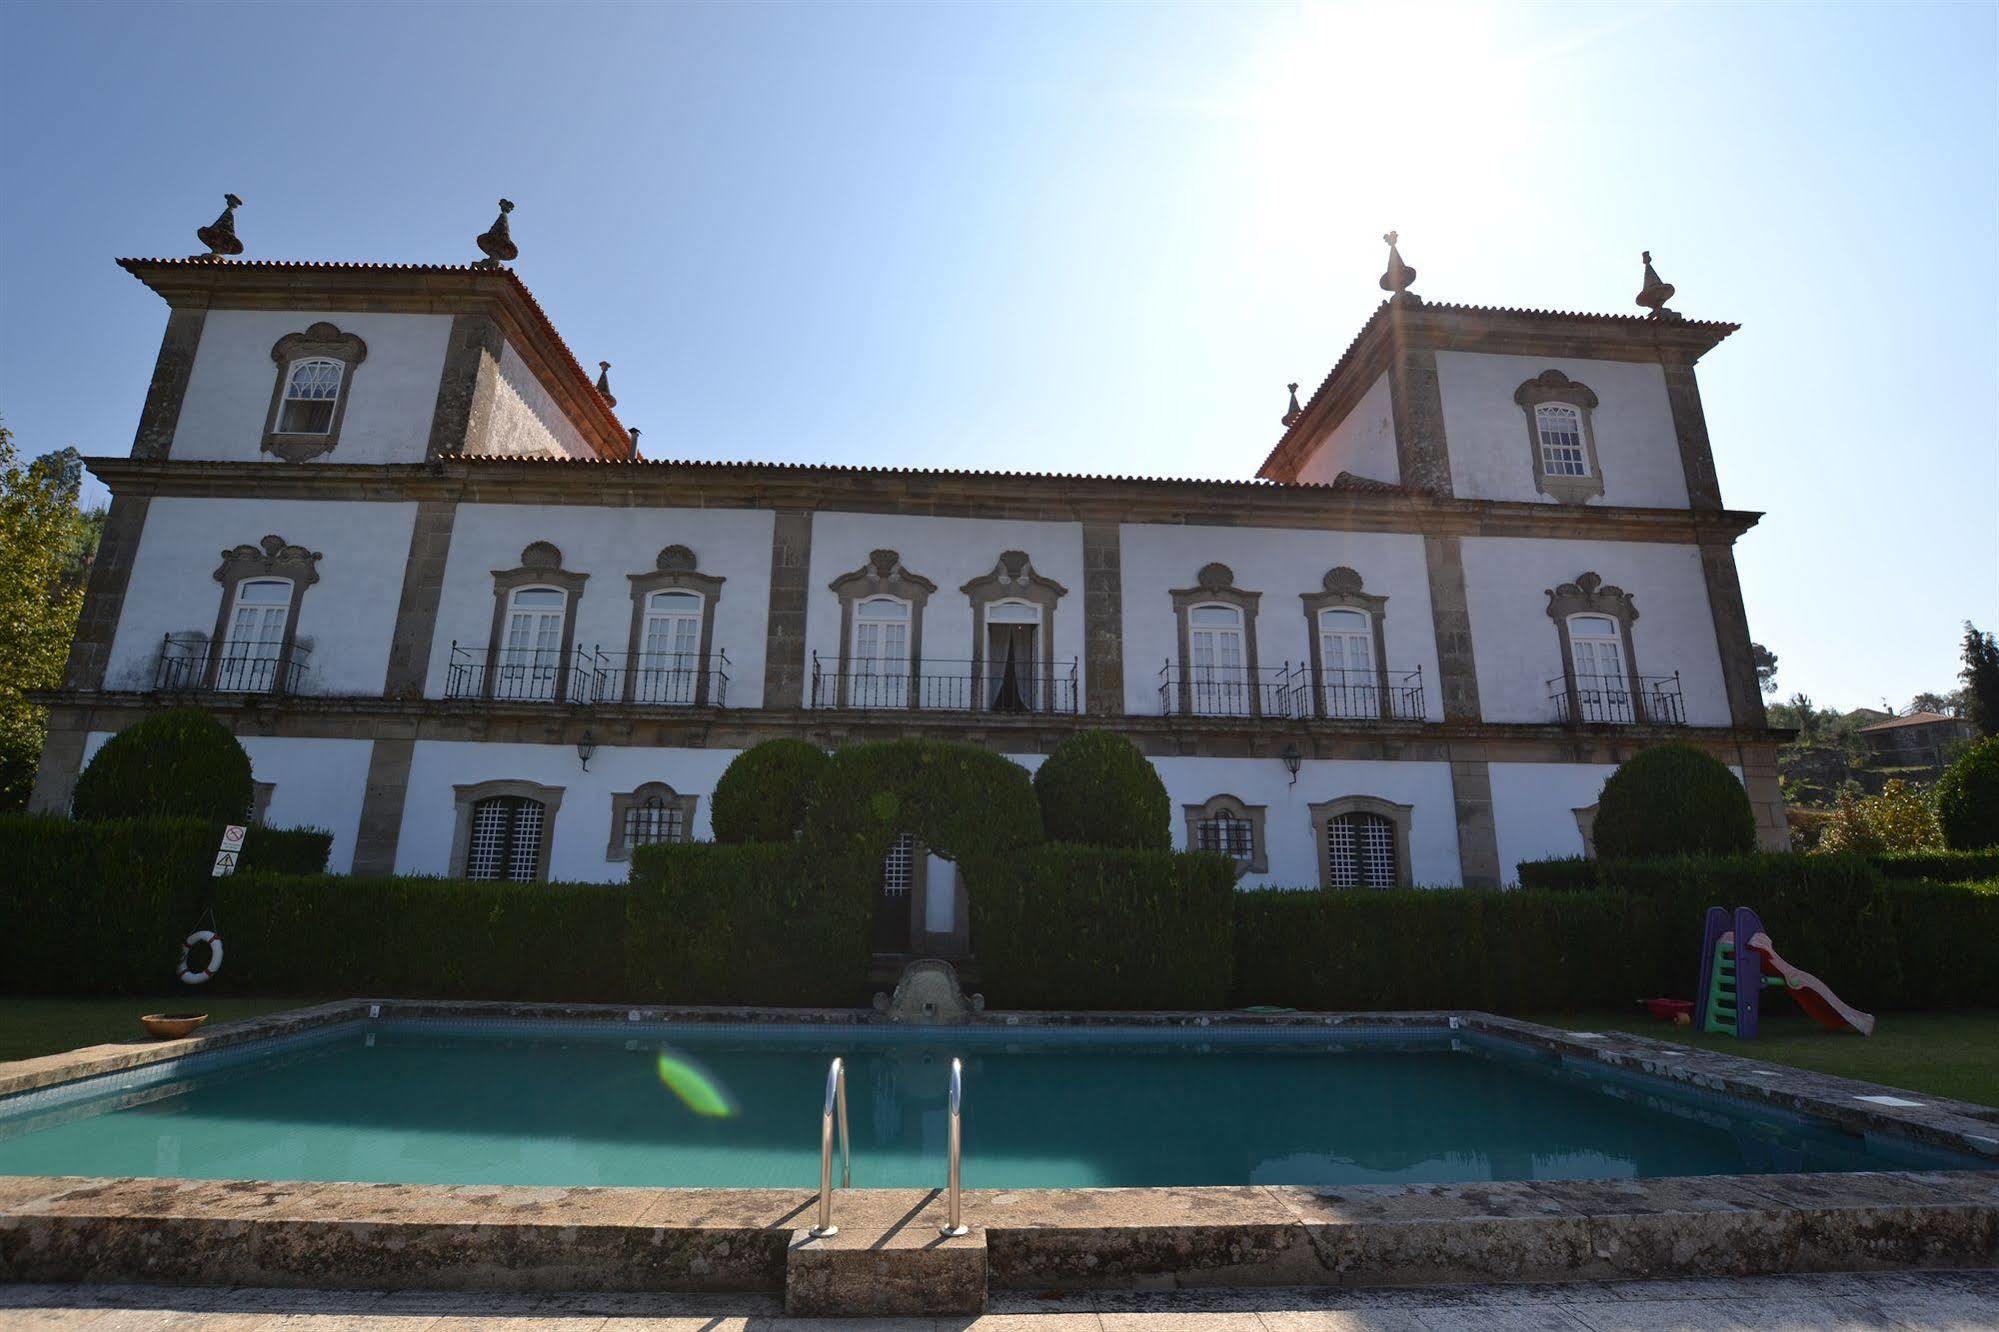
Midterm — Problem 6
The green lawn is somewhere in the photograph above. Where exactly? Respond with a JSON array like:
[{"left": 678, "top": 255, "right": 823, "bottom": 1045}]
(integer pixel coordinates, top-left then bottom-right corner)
[
  {"left": 2, "top": 996, "right": 333, "bottom": 1064},
  {"left": 1531, "top": 1009, "right": 1999, "bottom": 1108}
]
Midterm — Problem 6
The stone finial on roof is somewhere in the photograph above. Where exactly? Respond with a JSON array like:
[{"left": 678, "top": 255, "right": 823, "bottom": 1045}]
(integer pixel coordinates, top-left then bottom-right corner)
[
  {"left": 475, "top": 199, "right": 518, "bottom": 268},
  {"left": 595, "top": 361, "right": 616, "bottom": 408},
  {"left": 628, "top": 426, "right": 642, "bottom": 457},
  {"left": 1282, "top": 382, "right": 1302, "bottom": 428},
  {"left": 193, "top": 193, "right": 244, "bottom": 262},
  {"left": 1636, "top": 250, "right": 1679, "bottom": 320},
  {"left": 1379, "top": 230, "right": 1420, "bottom": 303}
]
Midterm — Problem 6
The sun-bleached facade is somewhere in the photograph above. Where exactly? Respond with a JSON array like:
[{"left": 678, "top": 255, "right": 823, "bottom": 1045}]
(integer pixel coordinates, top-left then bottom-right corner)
[{"left": 33, "top": 236, "right": 1783, "bottom": 943}]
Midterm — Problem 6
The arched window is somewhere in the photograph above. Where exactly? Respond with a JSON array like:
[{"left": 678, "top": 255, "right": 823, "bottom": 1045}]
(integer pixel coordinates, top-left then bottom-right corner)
[
  {"left": 984, "top": 598, "right": 1041, "bottom": 710},
  {"left": 640, "top": 589, "right": 703, "bottom": 704},
  {"left": 1534, "top": 403, "right": 1589, "bottom": 479},
  {"left": 278, "top": 358, "right": 344, "bottom": 435},
  {"left": 1326, "top": 811, "right": 1397, "bottom": 889},
  {"left": 466, "top": 794, "right": 547, "bottom": 881},
  {"left": 624, "top": 794, "right": 683, "bottom": 849},
  {"left": 1317, "top": 607, "right": 1377, "bottom": 718},
  {"left": 851, "top": 595, "right": 912, "bottom": 707},
  {"left": 501, "top": 586, "right": 567, "bottom": 700},
  {"left": 1199, "top": 809, "right": 1254, "bottom": 862},
  {"left": 1188, "top": 603, "right": 1247, "bottom": 714},
  {"left": 218, "top": 577, "right": 292, "bottom": 691},
  {"left": 1568, "top": 613, "right": 1626, "bottom": 688}
]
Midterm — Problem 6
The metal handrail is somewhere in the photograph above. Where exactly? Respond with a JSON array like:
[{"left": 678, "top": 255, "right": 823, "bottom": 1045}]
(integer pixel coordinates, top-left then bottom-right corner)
[
  {"left": 810, "top": 1057, "right": 851, "bottom": 1238},
  {"left": 940, "top": 1056, "right": 967, "bottom": 1237}
]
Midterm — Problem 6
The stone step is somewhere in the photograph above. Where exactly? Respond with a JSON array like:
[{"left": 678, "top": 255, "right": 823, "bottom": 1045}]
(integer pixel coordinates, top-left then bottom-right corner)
[{"left": 783, "top": 1193, "right": 986, "bottom": 1316}]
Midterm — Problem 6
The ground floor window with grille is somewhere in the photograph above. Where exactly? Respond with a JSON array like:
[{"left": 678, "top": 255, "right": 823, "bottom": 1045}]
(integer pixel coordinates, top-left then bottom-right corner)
[
  {"left": 874, "top": 832, "right": 917, "bottom": 953},
  {"left": 1326, "top": 811, "right": 1397, "bottom": 889},
  {"left": 624, "top": 795, "right": 685, "bottom": 849},
  {"left": 467, "top": 795, "right": 546, "bottom": 881},
  {"left": 1197, "top": 810, "right": 1255, "bottom": 864}
]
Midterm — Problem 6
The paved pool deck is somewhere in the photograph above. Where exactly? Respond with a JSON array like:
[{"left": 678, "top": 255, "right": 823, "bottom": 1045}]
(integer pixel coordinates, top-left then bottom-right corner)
[{"left": 2, "top": 1269, "right": 1995, "bottom": 1329}]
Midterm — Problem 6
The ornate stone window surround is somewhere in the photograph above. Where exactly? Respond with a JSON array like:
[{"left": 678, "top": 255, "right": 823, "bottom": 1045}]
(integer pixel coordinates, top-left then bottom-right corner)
[
  {"left": 961, "top": 550, "right": 1068, "bottom": 709},
  {"left": 485, "top": 542, "right": 589, "bottom": 701},
  {"left": 450, "top": 778, "right": 564, "bottom": 882},
  {"left": 1513, "top": 369, "right": 1605, "bottom": 504},
  {"left": 606, "top": 781, "right": 700, "bottom": 861},
  {"left": 1170, "top": 563, "right": 1264, "bottom": 716},
  {"left": 207, "top": 535, "right": 322, "bottom": 690},
  {"left": 829, "top": 549, "right": 937, "bottom": 708},
  {"left": 263, "top": 322, "right": 369, "bottom": 463},
  {"left": 1183, "top": 793, "right": 1268, "bottom": 877},
  {"left": 1308, "top": 794, "right": 1415, "bottom": 889},
  {"left": 625, "top": 545, "right": 725, "bottom": 706},
  {"left": 1546, "top": 571, "right": 1647, "bottom": 723},
  {"left": 1299, "top": 566, "right": 1392, "bottom": 720}
]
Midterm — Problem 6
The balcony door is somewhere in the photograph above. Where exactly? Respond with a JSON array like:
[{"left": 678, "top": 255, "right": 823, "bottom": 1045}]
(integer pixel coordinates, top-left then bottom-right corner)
[
  {"left": 1189, "top": 603, "right": 1247, "bottom": 715},
  {"left": 1568, "top": 614, "right": 1631, "bottom": 721},
  {"left": 218, "top": 577, "right": 291, "bottom": 692},
  {"left": 501, "top": 587, "right": 567, "bottom": 701},
  {"left": 639, "top": 590, "right": 702, "bottom": 704},
  {"left": 1317, "top": 608, "right": 1378, "bottom": 719},
  {"left": 851, "top": 596, "right": 910, "bottom": 708},
  {"left": 984, "top": 599, "right": 1040, "bottom": 711}
]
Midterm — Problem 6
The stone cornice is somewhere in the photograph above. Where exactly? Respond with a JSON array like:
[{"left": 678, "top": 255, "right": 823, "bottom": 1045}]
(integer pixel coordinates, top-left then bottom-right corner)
[
  {"left": 1259, "top": 298, "right": 1739, "bottom": 483},
  {"left": 82, "top": 457, "right": 1764, "bottom": 545},
  {"left": 34, "top": 691, "right": 1795, "bottom": 759},
  {"left": 115, "top": 259, "right": 632, "bottom": 462}
]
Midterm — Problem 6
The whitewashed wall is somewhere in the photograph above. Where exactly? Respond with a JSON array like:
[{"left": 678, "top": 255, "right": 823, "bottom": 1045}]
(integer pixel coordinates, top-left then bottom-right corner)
[
  {"left": 802, "top": 513, "right": 1087, "bottom": 709},
  {"left": 105, "top": 497, "right": 416, "bottom": 695},
  {"left": 1487, "top": 761, "right": 1616, "bottom": 884},
  {"left": 1436, "top": 352, "right": 1690, "bottom": 508},
  {"left": 475, "top": 343, "right": 595, "bottom": 459},
  {"left": 427, "top": 505, "right": 776, "bottom": 708},
  {"left": 1154, "top": 756, "right": 1461, "bottom": 887},
  {"left": 1116, "top": 525, "right": 1440, "bottom": 720},
  {"left": 1295, "top": 372, "right": 1398, "bottom": 486},
  {"left": 1458, "top": 536, "right": 1730, "bottom": 726},
  {"left": 396, "top": 740, "right": 748, "bottom": 881},
  {"left": 170, "top": 310, "right": 450, "bottom": 464},
  {"left": 80, "top": 731, "right": 374, "bottom": 872}
]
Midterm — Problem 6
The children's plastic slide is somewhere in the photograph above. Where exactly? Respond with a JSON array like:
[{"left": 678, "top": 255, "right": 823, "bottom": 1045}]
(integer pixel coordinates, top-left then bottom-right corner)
[{"left": 1693, "top": 905, "right": 1875, "bottom": 1038}]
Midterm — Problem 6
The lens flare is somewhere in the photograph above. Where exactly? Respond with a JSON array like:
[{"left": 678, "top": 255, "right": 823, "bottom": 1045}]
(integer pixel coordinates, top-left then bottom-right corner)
[{"left": 656, "top": 1051, "right": 737, "bottom": 1118}]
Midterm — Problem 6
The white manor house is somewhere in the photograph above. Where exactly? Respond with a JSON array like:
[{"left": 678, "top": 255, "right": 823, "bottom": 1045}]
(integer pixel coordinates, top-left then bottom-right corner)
[{"left": 33, "top": 212, "right": 1784, "bottom": 930}]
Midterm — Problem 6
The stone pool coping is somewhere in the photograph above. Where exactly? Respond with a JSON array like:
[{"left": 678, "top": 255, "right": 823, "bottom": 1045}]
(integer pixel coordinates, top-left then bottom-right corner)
[{"left": 2, "top": 1001, "right": 1997, "bottom": 1313}]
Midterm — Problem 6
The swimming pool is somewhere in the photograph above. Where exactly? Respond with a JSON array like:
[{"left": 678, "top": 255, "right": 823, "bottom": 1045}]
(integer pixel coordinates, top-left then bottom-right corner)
[{"left": 1, "top": 1018, "right": 1986, "bottom": 1189}]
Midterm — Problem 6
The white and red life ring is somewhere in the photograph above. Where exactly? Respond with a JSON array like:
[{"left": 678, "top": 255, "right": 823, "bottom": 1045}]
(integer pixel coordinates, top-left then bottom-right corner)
[{"left": 177, "top": 930, "right": 223, "bottom": 985}]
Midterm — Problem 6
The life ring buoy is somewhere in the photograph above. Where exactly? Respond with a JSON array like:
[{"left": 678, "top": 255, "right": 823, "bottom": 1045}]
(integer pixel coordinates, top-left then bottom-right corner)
[{"left": 178, "top": 930, "right": 223, "bottom": 985}]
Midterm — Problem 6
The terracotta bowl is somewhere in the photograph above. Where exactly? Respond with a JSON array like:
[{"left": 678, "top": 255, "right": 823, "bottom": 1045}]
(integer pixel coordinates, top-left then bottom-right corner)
[{"left": 140, "top": 1013, "right": 208, "bottom": 1040}]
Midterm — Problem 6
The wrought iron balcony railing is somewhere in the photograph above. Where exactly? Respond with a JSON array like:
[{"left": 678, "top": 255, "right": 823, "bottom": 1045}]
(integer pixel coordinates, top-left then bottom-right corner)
[
  {"left": 811, "top": 652, "right": 1079, "bottom": 713},
  {"left": 1548, "top": 670, "right": 1686, "bottom": 725},
  {"left": 444, "top": 642, "right": 604, "bottom": 704},
  {"left": 1159, "top": 661, "right": 1425, "bottom": 721},
  {"left": 155, "top": 635, "right": 312, "bottom": 696},
  {"left": 597, "top": 650, "right": 730, "bottom": 707}
]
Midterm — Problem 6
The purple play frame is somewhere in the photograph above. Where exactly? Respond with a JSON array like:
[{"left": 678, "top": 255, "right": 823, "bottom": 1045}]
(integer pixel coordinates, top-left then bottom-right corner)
[{"left": 1693, "top": 905, "right": 1770, "bottom": 1038}]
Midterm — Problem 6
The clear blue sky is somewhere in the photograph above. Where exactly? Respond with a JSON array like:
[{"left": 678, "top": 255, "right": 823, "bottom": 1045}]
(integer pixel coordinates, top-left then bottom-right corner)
[{"left": 3, "top": 1, "right": 1993, "bottom": 711}]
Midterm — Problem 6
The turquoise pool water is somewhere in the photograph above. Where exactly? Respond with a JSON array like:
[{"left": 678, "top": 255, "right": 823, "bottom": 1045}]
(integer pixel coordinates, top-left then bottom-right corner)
[{"left": 0, "top": 1022, "right": 1985, "bottom": 1189}]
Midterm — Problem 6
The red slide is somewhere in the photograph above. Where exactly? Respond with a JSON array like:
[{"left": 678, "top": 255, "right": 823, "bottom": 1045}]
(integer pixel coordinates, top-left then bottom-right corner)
[{"left": 1745, "top": 932, "right": 1876, "bottom": 1036}]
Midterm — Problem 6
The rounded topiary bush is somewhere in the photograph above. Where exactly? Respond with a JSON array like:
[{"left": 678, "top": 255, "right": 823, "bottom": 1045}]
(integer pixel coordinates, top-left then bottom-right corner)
[
  {"left": 1592, "top": 742, "right": 1756, "bottom": 860},
  {"left": 70, "top": 707, "right": 253, "bottom": 824},
  {"left": 710, "top": 738, "right": 831, "bottom": 843},
  {"left": 1032, "top": 729, "right": 1170, "bottom": 850},
  {"left": 804, "top": 739, "right": 1043, "bottom": 890},
  {"left": 1936, "top": 736, "right": 1999, "bottom": 851}
]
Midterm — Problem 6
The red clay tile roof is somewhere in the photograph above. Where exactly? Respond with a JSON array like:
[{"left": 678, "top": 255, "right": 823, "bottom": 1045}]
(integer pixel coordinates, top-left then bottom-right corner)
[
  {"left": 115, "top": 258, "right": 632, "bottom": 460},
  {"left": 1858, "top": 711, "right": 1965, "bottom": 732}
]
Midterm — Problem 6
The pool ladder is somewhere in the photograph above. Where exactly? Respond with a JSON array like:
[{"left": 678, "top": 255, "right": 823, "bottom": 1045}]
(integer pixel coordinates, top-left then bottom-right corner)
[{"left": 809, "top": 1055, "right": 967, "bottom": 1239}]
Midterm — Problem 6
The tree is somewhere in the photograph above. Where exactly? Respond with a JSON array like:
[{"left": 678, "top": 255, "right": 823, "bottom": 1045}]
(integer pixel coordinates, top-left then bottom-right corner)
[
  {"left": 1959, "top": 622, "right": 1999, "bottom": 738},
  {"left": 0, "top": 422, "right": 89, "bottom": 809},
  {"left": 1750, "top": 641, "right": 1779, "bottom": 695},
  {"left": 1910, "top": 690, "right": 1964, "bottom": 717}
]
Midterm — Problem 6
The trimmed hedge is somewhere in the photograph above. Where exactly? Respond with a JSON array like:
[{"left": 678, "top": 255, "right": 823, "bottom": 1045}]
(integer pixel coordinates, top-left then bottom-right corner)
[
  {"left": 71, "top": 708, "right": 255, "bottom": 824},
  {"left": 627, "top": 841, "right": 869, "bottom": 1006},
  {"left": 1593, "top": 743, "right": 1757, "bottom": 860},
  {"left": 1874, "top": 849, "right": 1999, "bottom": 883},
  {"left": 803, "top": 739, "right": 1043, "bottom": 895},
  {"left": 709, "top": 739, "right": 831, "bottom": 844},
  {"left": 1936, "top": 736, "right": 1999, "bottom": 851},
  {"left": 970, "top": 846, "right": 1236, "bottom": 1010},
  {"left": 242, "top": 825, "right": 334, "bottom": 875},
  {"left": 214, "top": 872, "right": 628, "bottom": 1000},
  {"left": 1032, "top": 730, "right": 1171, "bottom": 850}
]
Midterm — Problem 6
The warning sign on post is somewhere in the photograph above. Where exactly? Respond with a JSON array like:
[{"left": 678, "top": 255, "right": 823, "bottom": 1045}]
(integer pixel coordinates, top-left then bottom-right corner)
[{"left": 213, "top": 824, "right": 247, "bottom": 878}]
